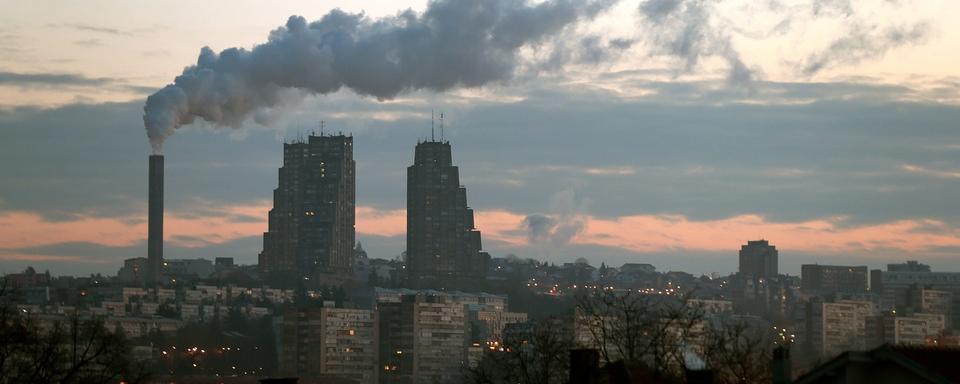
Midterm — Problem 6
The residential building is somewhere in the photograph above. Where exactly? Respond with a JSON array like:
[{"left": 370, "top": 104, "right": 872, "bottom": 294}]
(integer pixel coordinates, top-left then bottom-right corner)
[
  {"left": 870, "top": 312, "right": 946, "bottom": 347},
  {"left": 405, "top": 139, "right": 488, "bottom": 289},
  {"left": 466, "top": 304, "right": 528, "bottom": 343},
  {"left": 117, "top": 258, "right": 149, "bottom": 284},
  {"left": 164, "top": 259, "right": 214, "bottom": 280},
  {"left": 801, "top": 265, "right": 868, "bottom": 293},
  {"left": 887, "top": 260, "right": 931, "bottom": 272},
  {"left": 379, "top": 293, "right": 467, "bottom": 384},
  {"left": 259, "top": 134, "right": 356, "bottom": 281},
  {"left": 278, "top": 307, "right": 378, "bottom": 383},
  {"left": 871, "top": 267, "right": 960, "bottom": 330},
  {"left": 793, "top": 344, "right": 960, "bottom": 384},
  {"left": 805, "top": 299, "right": 877, "bottom": 358},
  {"left": 903, "top": 288, "right": 953, "bottom": 329}
]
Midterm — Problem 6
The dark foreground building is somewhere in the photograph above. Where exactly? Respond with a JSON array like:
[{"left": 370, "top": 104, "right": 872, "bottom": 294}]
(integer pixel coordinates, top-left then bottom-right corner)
[
  {"left": 738, "top": 239, "right": 778, "bottom": 279},
  {"left": 793, "top": 344, "right": 960, "bottom": 384},
  {"left": 405, "top": 140, "right": 488, "bottom": 289},
  {"left": 259, "top": 134, "right": 356, "bottom": 283}
]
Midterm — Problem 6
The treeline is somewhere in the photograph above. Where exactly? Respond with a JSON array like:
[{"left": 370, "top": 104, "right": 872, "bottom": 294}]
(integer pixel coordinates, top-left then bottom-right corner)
[
  {"left": 467, "top": 290, "right": 776, "bottom": 384},
  {"left": 0, "top": 286, "right": 150, "bottom": 384}
]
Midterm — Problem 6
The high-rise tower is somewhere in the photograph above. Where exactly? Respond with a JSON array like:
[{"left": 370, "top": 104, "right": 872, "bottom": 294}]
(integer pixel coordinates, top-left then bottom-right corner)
[
  {"left": 738, "top": 239, "right": 778, "bottom": 279},
  {"left": 259, "top": 133, "right": 356, "bottom": 282},
  {"left": 406, "top": 139, "right": 488, "bottom": 289},
  {"left": 147, "top": 155, "right": 164, "bottom": 285}
]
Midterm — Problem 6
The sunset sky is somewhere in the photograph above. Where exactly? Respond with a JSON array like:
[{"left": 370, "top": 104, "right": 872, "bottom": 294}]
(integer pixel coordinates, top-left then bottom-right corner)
[{"left": 1, "top": 0, "right": 958, "bottom": 276}]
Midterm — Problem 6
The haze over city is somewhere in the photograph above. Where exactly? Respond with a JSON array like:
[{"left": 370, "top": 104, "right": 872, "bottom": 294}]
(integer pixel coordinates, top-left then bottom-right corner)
[
  {"left": 3, "top": 1, "right": 960, "bottom": 384},
  {"left": 2, "top": 0, "right": 959, "bottom": 277}
]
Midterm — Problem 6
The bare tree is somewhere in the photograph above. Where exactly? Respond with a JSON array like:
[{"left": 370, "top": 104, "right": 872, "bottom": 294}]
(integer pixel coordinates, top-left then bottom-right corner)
[
  {"left": 574, "top": 290, "right": 706, "bottom": 379},
  {"left": 466, "top": 316, "right": 573, "bottom": 384},
  {"left": 0, "top": 284, "right": 150, "bottom": 384},
  {"left": 700, "top": 319, "right": 774, "bottom": 384}
]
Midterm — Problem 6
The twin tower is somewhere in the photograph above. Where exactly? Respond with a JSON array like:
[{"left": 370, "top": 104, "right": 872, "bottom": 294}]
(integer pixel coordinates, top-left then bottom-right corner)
[{"left": 257, "top": 133, "right": 489, "bottom": 289}]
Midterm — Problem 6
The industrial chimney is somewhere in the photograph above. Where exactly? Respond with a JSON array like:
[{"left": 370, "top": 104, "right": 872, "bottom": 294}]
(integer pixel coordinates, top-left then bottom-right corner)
[{"left": 147, "top": 155, "right": 164, "bottom": 285}]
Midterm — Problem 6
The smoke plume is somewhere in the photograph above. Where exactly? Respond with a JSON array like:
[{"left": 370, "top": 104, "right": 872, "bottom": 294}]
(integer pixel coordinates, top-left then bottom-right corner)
[
  {"left": 522, "top": 190, "right": 588, "bottom": 245},
  {"left": 142, "top": 0, "right": 615, "bottom": 153}
]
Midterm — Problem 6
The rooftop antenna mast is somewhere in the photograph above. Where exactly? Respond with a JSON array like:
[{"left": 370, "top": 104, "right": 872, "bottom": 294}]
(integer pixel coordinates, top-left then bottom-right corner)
[
  {"left": 431, "top": 109, "right": 435, "bottom": 141},
  {"left": 440, "top": 112, "right": 444, "bottom": 142},
  {"left": 320, "top": 120, "right": 325, "bottom": 136}
]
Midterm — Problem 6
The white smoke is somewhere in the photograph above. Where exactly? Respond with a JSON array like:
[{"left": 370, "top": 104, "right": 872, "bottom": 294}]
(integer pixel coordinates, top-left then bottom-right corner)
[
  {"left": 142, "top": 0, "right": 616, "bottom": 153},
  {"left": 522, "top": 190, "right": 588, "bottom": 246}
]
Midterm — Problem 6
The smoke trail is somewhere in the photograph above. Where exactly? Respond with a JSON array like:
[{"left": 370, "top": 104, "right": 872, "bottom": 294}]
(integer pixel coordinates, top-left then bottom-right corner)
[
  {"left": 522, "top": 190, "right": 588, "bottom": 245},
  {"left": 142, "top": 0, "right": 616, "bottom": 153}
]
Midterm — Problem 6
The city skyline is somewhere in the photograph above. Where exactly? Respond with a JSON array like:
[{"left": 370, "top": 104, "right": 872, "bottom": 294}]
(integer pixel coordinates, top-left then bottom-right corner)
[{"left": 1, "top": 0, "right": 959, "bottom": 276}]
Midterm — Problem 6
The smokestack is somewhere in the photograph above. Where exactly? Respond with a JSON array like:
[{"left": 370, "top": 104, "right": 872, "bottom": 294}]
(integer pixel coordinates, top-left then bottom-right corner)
[{"left": 148, "top": 155, "right": 163, "bottom": 285}]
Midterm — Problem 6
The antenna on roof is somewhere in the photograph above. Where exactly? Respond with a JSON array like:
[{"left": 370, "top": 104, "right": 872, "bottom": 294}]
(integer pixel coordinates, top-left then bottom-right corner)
[
  {"left": 320, "top": 120, "right": 325, "bottom": 137},
  {"left": 431, "top": 109, "right": 435, "bottom": 141},
  {"left": 440, "top": 112, "right": 444, "bottom": 142}
]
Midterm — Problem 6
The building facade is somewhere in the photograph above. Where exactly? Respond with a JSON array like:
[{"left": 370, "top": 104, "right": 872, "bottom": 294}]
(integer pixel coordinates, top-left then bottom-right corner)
[
  {"left": 871, "top": 268, "right": 960, "bottom": 332},
  {"left": 405, "top": 140, "right": 488, "bottom": 289},
  {"left": 806, "top": 299, "right": 877, "bottom": 358},
  {"left": 738, "top": 239, "right": 778, "bottom": 279},
  {"left": 279, "top": 307, "right": 378, "bottom": 383},
  {"left": 909, "top": 288, "right": 953, "bottom": 329},
  {"left": 379, "top": 293, "right": 467, "bottom": 384},
  {"left": 801, "top": 265, "right": 869, "bottom": 293},
  {"left": 871, "top": 313, "right": 946, "bottom": 346},
  {"left": 259, "top": 134, "right": 356, "bottom": 281}
]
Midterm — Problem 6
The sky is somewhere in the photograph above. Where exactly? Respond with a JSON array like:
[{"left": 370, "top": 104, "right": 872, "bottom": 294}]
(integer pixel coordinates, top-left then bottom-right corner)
[{"left": 0, "top": 0, "right": 958, "bottom": 276}]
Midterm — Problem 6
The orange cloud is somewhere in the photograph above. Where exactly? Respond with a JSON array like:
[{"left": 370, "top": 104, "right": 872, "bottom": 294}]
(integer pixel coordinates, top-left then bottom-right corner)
[
  {"left": 2, "top": 205, "right": 960, "bottom": 261},
  {"left": 356, "top": 206, "right": 405, "bottom": 237},
  {"left": 0, "top": 203, "right": 271, "bottom": 251},
  {"left": 582, "top": 215, "right": 960, "bottom": 254}
]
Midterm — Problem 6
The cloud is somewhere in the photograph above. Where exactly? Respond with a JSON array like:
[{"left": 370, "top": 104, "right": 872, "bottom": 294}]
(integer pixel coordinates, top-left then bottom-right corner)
[
  {"left": 801, "top": 22, "right": 931, "bottom": 76},
  {"left": 3, "top": 75, "right": 960, "bottom": 274},
  {"left": 72, "top": 38, "right": 103, "bottom": 47},
  {"left": 52, "top": 23, "right": 133, "bottom": 36},
  {"left": 900, "top": 164, "right": 960, "bottom": 179},
  {"left": 0, "top": 72, "right": 157, "bottom": 97},
  {"left": 5, "top": 202, "right": 960, "bottom": 275},
  {"left": 637, "top": 0, "right": 756, "bottom": 86},
  {"left": 357, "top": 205, "right": 960, "bottom": 270},
  {"left": 0, "top": 235, "right": 264, "bottom": 276},
  {"left": 0, "top": 71, "right": 114, "bottom": 87},
  {"left": 0, "top": 205, "right": 267, "bottom": 250}
]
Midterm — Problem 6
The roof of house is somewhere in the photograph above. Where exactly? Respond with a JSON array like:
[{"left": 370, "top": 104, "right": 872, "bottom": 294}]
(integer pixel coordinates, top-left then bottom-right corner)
[{"left": 794, "top": 344, "right": 960, "bottom": 384}]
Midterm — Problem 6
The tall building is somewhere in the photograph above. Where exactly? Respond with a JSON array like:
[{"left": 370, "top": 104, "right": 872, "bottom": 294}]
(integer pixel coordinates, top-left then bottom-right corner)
[
  {"left": 801, "top": 264, "right": 869, "bottom": 293},
  {"left": 738, "top": 239, "right": 778, "bottom": 279},
  {"left": 259, "top": 134, "right": 356, "bottom": 281},
  {"left": 405, "top": 140, "right": 488, "bottom": 289},
  {"left": 279, "top": 307, "right": 379, "bottom": 383}
]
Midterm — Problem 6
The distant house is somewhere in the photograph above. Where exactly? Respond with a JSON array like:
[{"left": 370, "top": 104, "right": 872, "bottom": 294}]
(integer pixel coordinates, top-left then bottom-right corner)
[{"left": 793, "top": 344, "right": 960, "bottom": 384}]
